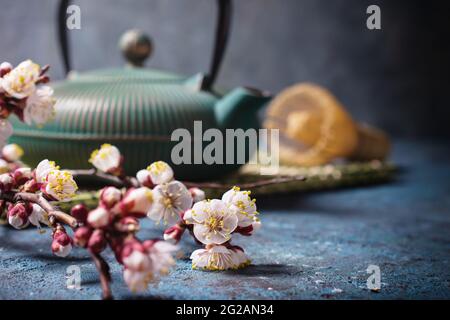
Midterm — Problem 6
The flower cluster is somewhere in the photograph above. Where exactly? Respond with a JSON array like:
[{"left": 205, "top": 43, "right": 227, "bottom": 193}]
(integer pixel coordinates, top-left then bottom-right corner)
[
  {"left": 90, "top": 144, "right": 261, "bottom": 271},
  {"left": 5, "top": 201, "right": 48, "bottom": 230},
  {"left": 0, "top": 59, "right": 260, "bottom": 298},
  {"left": 0, "top": 157, "right": 77, "bottom": 256},
  {"left": 73, "top": 185, "right": 177, "bottom": 292},
  {"left": 163, "top": 188, "right": 260, "bottom": 271},
  {"left": 1, "top": 142, "right": 261, "bottom": 298},
  {"left": 183, "top": 187, "right": 260, "bottom": 271},
  {"left": 33, "top": 159, "right": 78, "bottom": 202},
  {"left": 0, "top": 60, "right": 55, "bottom": 146}
]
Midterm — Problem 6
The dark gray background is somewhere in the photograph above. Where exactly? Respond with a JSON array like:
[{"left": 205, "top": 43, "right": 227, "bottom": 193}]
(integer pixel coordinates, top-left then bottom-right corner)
[{"left": 0, "top": 0, "right": 449, "bottom": 139}]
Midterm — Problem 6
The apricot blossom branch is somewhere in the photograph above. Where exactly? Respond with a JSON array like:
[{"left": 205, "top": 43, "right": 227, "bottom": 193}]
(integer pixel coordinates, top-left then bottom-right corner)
[
  {"left": 0, "top": 140, "right": 267, "bottom": 299},
  {"left": 0, "top": 190, "right": 78, "bottom": 228}
]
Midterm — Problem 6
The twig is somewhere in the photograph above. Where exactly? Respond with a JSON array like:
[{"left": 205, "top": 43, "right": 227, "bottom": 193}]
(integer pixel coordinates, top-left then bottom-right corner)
[
  {"left": 90, "top": 251, "right": 113, "bottom": 300},
  {"left": 69, "top": 169, "right": 139, "bottom": 188},
  {"left": 0, "top": 191, "right": 78, "bottom": 228},
  {"left": 182, "top": 176, "right": 306, "bottom": 190}
]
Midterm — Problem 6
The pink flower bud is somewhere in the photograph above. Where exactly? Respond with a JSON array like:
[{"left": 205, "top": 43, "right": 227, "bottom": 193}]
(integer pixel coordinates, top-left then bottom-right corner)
[
  {"left": 52, "top": 229, "right": 73, "bottom": 257},
  {"left": 73, "top": 226, "right": 93, "bottom": 248},
  {"left": 99, "top": 186, "right": 122, "bottom": 209},
  {"left": 182, "top": 209, "right": 194, "bottom": 224},
  {"left": 87, "top": 229, "right": 107, "bottom": 254},
  {"left": 0, "top": 62, "right": 12, "bottom": 77},
  {"left": 87, "top": 207, "right": 111, "bottom": 228},
  {"left": 0, "top": 173, "right": 15, "bottom": 191},
  {"left": 163, "top": 224, "right": 185, "bottom": 244},
  {"left": 71, "top": 204, "right": 89, "bottom": 224},
  {"left": 28, "top": 203, "right": 48, "bottom": 227},
  {"left": 234, "top": 225, "right": 254, "bottom": 236},
  {"left": 13, "top": 167, "right": 32, "bottom": 186},
  {"left": 189, "top": 187, "right": 205, "bottom": 203},
  {"left": 119, "top": 187, "right": 153, "bottom": 218},
  {"left": 36, "top": 75, "right": 50, "bottom": 84},
  {"left": 22, "top": 179, "right": 40, "bottom": 193},
  {"left": 136, "top": 169, "right": 154, "bottom": 188},
  {"left": 120, "top": 238, "right": 146, "bottom": 265},
  {"left": 7, "top": 202, "right": 31, "bottom": 229}
]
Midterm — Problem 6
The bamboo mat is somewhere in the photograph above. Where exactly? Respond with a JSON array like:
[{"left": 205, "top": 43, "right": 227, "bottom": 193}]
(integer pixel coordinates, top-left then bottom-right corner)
[{"left": 57, "top": 160, "right": 396, "bottom": 211}]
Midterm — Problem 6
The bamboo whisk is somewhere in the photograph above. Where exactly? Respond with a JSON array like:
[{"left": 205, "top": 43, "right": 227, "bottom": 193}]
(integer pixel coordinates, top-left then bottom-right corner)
[{"left": 264, "top": 83, "right": 390, "bottom": 166}]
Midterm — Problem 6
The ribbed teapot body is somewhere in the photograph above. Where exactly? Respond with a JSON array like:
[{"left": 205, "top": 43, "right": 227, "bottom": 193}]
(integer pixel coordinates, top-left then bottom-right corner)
[{"left": 9, "top": 68, "right": 242, "bottom": 180}]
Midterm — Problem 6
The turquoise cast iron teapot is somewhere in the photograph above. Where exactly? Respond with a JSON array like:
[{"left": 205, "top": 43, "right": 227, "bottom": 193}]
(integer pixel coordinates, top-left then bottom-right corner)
[{"left": 9, "top": 0, "right": 271, "bottom": 180}]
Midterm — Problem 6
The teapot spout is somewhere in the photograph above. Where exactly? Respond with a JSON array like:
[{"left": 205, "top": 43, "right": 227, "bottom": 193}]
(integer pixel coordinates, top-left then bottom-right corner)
[{"left": 214, "top": 87, "right": 272, "bottom": 130}]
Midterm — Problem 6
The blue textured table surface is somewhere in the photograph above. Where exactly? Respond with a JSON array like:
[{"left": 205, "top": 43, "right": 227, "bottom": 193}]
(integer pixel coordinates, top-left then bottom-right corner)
[{"left": 0, "top": 140, "right": 449, "bottom": 300}]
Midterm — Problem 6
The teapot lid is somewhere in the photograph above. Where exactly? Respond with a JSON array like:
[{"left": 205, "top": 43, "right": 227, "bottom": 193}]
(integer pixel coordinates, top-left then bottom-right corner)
[
  {"left": 64, "top": 28, "right": 186, "bottom": 85},
  {"left": 57, "top": 1, "right": 233, "bottom": 92}
]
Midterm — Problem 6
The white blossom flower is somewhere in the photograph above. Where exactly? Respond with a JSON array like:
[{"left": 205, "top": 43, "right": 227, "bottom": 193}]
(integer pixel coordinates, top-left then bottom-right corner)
[
  {"left": 230, "top": 247, "right": 251, "bottom": 267},
  {"left": 147, "top": 241, "right": 177, "bottom": 275},
  {"left": 89, "top": 144, "right": 121, "bottom": 174},
  {"left": 120, "top": 187, "right": 153, "bottom": 217},
  {"left": 190, "top": 199, "right": 238, "bottom": 245},
  {"left": 0, "top": 60, "right": 40, "bottom": 99},
  {"left": 35, "top": 159, "right": 59, "bottom": 183},
  {"left": 147, "top": 180, "right": 192, "bottom": 225},
  {"left": 23, "top": 86, "right": 56, "bottom": 126},
  {"left": 28, "top": 203, "right": 49, "bottom": 228},
  {"left": 123, "top": 269, "right": 153, "bottom": 293},
  {"left": 190, "top": 245, "right": 248, "bottom": 271},
  {"left": 123, "top": 250, "right": 152, "bottom": 271},
  {"left": 122, "top": 247, "right": 154, "bottom": 293},
  {"left": 147, "top": 161, "right": 174, "bottom": 185},
  {"left": 222, "top": 186, "right": 259, "bottom": 228},
  {"left": 2, "top": 143, "right": 24, "bottom": 162},
  {"left": 44, "top": 170, "right": 78, "bottom": 201},
  {"left": 122, "top": 240, "right": 177, "bottom": 292}
]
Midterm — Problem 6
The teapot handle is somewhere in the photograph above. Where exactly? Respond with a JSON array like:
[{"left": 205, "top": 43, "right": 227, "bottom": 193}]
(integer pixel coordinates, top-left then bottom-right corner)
[{"left": 57, "top": 0, "right": 232, "bottom": 90}]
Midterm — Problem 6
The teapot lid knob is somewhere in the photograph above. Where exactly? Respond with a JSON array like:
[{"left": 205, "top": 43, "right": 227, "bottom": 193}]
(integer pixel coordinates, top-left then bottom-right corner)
[{"left": 119, "top": 29, "right": 153, "bottom": 67}]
